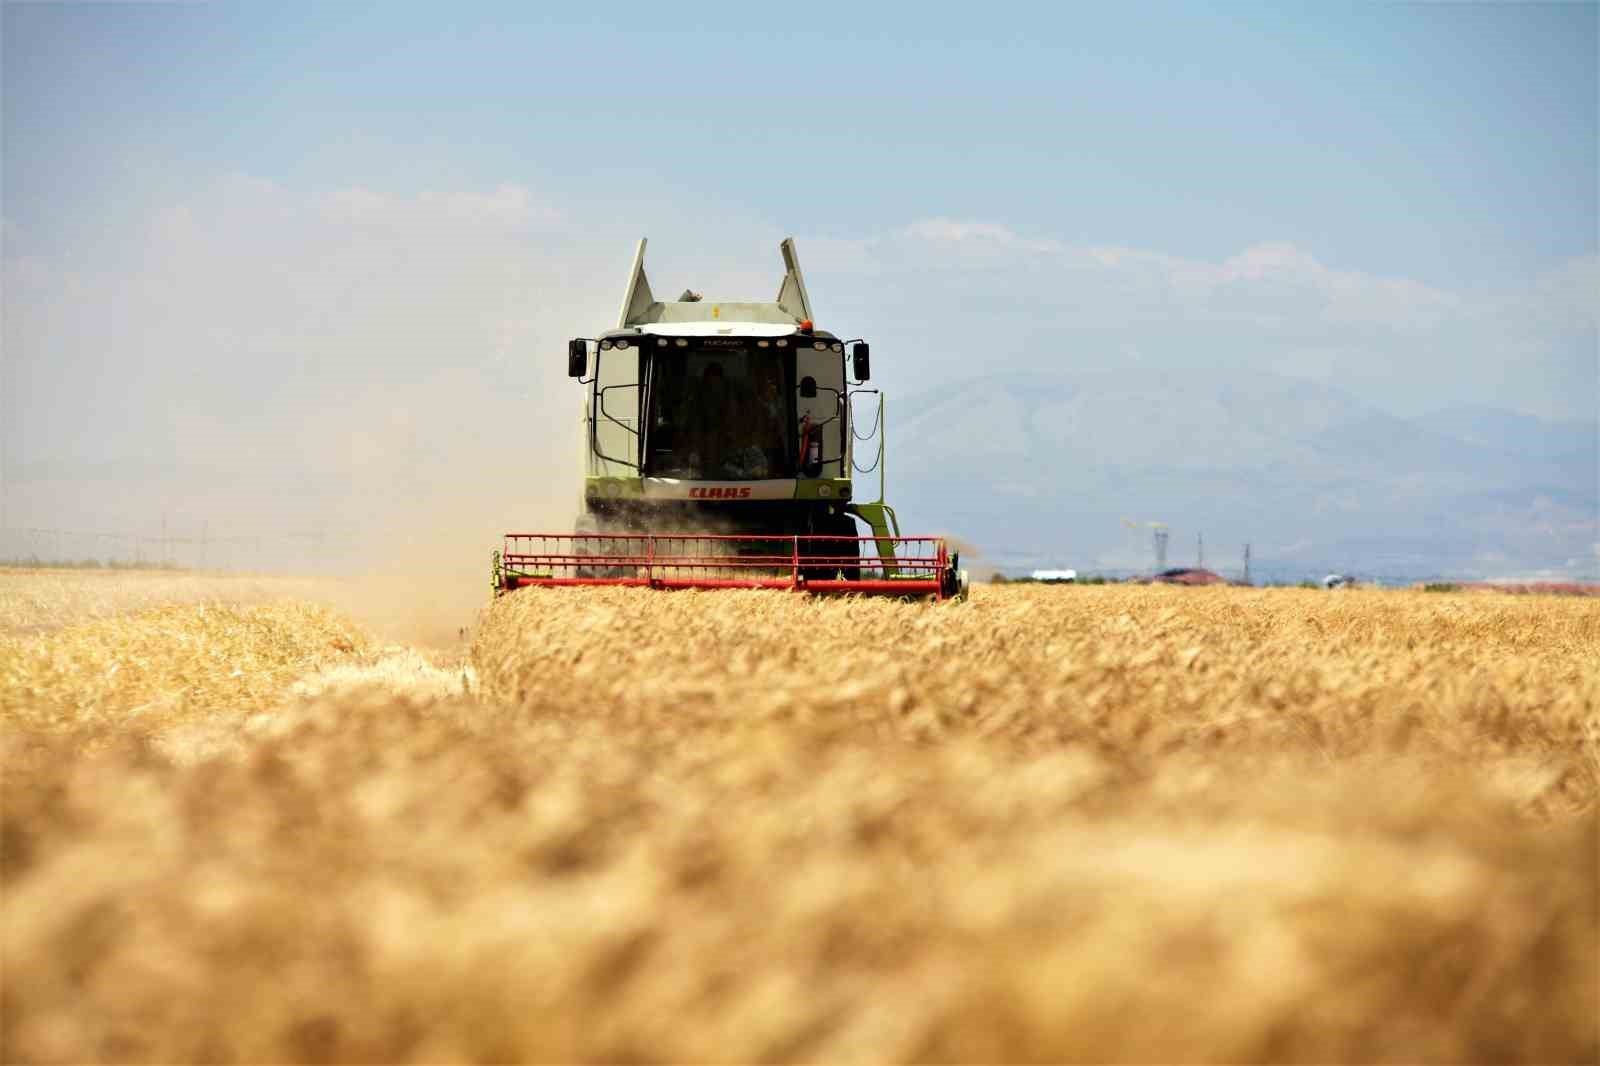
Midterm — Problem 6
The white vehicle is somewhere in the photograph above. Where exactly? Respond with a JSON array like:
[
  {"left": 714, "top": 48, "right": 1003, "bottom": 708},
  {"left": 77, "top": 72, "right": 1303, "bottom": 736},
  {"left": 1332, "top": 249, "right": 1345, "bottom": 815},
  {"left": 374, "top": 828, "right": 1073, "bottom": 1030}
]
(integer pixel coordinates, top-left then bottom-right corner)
[{"left": 1031, "top": 569, "right": 1078, "bottom": 583}]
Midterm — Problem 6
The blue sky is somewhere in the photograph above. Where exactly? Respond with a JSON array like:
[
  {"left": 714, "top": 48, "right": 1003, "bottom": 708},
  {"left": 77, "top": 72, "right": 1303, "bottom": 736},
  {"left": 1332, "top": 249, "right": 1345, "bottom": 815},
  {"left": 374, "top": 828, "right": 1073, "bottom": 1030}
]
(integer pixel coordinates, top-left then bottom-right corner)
[
  {"left": 2, "top": 1, "right": 1595, "bottom": 545},
  {"left": 6, "top": 2, "right": 1595, "bottom": 280}
]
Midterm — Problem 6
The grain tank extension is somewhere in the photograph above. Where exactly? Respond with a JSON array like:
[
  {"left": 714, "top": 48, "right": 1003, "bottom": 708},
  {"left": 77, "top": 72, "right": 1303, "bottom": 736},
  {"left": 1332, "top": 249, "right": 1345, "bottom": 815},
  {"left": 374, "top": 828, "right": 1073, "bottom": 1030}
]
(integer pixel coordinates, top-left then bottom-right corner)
[{"left": 492, "top": 238, "right": 967, "bottom": 600}]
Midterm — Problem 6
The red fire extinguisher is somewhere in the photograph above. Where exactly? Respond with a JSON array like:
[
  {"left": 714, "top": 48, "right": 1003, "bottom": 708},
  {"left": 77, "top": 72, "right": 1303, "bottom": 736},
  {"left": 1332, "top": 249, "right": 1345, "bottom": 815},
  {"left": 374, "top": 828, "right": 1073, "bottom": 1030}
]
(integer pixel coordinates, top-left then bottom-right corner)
[{"left": 800, "top": 414, "right": 821, "bottom": 474}]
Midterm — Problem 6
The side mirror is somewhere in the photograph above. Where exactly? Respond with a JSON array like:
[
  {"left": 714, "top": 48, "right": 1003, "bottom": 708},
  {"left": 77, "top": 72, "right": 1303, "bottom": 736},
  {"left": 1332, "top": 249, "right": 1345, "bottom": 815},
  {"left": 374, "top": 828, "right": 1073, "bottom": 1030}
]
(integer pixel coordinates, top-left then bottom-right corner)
[
  {"left": 799, "top": 376, "right": 818, "bottom": 399},
  {"left": 567, "top": 338, "right": 588, "bottom": 378},
  {"left": 851, "top": 341, "right": 871, "bottom": 381}
]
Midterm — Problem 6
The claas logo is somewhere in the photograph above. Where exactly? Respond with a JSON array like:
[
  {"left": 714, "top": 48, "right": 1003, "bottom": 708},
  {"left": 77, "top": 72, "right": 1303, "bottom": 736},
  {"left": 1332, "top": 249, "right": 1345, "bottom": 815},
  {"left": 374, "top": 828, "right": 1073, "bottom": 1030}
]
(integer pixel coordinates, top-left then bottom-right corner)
[{"left": 689, "top": 486, "right": 753, "bottom": 499}]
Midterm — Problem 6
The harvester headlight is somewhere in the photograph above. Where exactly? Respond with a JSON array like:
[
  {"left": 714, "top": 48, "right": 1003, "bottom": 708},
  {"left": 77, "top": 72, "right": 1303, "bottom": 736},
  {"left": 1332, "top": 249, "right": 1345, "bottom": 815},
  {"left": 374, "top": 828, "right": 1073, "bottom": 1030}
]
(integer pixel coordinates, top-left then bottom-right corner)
[
  {"left": 819, "top": 484, "right": 832, "bottom": 498},
  {"left": 813, "top": 340, "right": 826, "bottom": 350},
  {"left": 600, "top": 340, "right": 613, "bottom": 350},
  {"left": 757, "top": 339, "right": 770, "bottom": 348},
  {"left": 675, "top": 338, "right": 688, "bottom": 347},
  {"left": 616, "top": 339, "right": 630, "bottom": 350},
  {"left": 775, "top": 339, "right": 788, "bottom": 348},
  {"left": 831, "top": 343, "right": 843, "bottom": 353},
  {"left": 657, "top": 338, "right": 667, "bottom": 347}
]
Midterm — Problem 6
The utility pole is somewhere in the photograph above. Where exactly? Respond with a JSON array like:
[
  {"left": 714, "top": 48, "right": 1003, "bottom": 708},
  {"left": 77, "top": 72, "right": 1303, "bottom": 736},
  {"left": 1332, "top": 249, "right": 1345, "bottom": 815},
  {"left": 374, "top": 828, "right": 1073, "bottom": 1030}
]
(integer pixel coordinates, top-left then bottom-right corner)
[
  {"left": 1153, "top": 528, "right": 1169, "bottom": 572},
  {"left": 1197, "top": 532, "right": 1204, "bottom": 569},
  {"left": 1243, "top": 543, "right": 1251, "bottom": 585}
]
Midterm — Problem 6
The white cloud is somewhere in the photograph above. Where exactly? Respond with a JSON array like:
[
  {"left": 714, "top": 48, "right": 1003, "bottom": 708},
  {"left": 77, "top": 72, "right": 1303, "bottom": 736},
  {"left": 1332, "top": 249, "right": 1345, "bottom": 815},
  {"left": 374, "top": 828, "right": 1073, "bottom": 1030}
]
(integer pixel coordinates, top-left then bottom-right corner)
[
  {"left": 1049, "top": 238, "right": 1461, "bottom": 332},
  {"left": 1486, "top": 254, "right": 1599, "bottom": 335},
  {"left": 319, "top": 183, "right": 560, "bottom": 229},
  {"left": 802, "top": 219, "right": 1065, "bottom": 277},
  {"left": 4, "top": 187, "right": 1594, "bottom": 556},
  {"left": 797, "top": 217, "right": 1592, "bottom": 418},
  {"left": 809, "top": 221, "right": 1465, "bottom": 334},
  {"left": 901, "top": 217, "right": 1064, "bottom": 255}
]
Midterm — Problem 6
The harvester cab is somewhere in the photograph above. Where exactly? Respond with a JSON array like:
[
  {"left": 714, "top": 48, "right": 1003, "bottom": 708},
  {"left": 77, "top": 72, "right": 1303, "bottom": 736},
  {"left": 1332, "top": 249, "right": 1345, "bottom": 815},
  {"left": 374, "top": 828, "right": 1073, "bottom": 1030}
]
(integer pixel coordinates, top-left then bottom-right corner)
[{"left": 493, "top": 239, "right": 968, "bottom": 600}]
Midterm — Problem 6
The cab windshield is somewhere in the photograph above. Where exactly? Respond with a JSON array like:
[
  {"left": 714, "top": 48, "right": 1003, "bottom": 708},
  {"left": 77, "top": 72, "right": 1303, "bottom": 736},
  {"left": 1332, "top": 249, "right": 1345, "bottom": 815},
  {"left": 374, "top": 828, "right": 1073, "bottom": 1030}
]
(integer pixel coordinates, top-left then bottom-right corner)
[{"left": 645, "top": 347, "right": 792, "bottom": 479}]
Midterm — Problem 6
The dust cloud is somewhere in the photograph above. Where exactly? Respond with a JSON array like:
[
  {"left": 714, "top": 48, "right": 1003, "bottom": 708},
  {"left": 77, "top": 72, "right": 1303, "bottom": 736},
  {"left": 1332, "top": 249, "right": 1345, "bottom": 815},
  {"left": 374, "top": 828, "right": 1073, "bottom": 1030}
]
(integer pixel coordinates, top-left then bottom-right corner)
[
  {"left": 5, "top": 176, "right": 614, "bottom": 637},
  {"left": 303, "top": 370, "right": 586, "bottom": 647}
]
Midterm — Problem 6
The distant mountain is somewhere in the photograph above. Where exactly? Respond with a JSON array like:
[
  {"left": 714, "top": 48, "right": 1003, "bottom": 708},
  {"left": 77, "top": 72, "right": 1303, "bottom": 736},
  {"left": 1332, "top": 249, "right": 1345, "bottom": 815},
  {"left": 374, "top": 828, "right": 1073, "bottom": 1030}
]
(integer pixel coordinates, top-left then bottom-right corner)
[
  {"left": 1413, "top": 405, "right": 1597, "bottom": 463},
  {"left": 881, "top": 371, "right": 1598, "bottom": 580}
]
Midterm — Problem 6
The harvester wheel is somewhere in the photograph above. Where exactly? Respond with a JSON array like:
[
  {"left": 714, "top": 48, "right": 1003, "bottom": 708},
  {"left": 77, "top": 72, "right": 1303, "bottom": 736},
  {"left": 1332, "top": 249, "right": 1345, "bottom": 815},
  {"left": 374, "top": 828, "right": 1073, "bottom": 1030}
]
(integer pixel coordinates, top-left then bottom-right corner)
[
  {"left": 802, "top": 514, "right": 862, "bottom": 583},
  {"left": 941, "top": 554, "right": 971, "bottom": 602},
  {"left": 574, "top": 513, "right": 628, "bottom": 579}
]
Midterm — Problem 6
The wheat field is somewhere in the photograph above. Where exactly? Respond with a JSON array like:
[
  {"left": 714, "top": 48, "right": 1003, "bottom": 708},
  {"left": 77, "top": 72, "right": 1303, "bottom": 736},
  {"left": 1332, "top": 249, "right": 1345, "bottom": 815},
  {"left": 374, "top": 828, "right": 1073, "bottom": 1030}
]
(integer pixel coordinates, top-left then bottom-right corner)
[{"left": 1, "top": 572, "right": 1596, "bottom": 1063}]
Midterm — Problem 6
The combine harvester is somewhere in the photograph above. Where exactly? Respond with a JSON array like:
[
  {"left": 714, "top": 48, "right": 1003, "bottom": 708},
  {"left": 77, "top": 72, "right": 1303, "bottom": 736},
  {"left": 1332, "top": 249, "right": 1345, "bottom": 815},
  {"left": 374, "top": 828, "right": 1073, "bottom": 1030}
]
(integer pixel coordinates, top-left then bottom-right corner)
[{"left": 493, "top": 238, "right": 968, "bottom": 601}]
